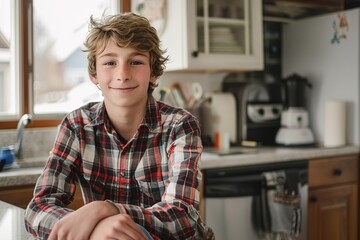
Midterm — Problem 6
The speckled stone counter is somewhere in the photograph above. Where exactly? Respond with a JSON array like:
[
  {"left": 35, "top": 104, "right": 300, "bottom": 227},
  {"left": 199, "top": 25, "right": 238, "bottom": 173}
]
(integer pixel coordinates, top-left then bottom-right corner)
[
  {"left": 201, "top": 145, "right": 360, "bottom": 169},
  {"left": 0, "top": 157, "right": 46, "bottom": 188},
  {"left": 0, "top": 167, "right": 43, "bottom": 187},
  {"left": 0, "top": 146, "right": 359, "bottom": 188}
]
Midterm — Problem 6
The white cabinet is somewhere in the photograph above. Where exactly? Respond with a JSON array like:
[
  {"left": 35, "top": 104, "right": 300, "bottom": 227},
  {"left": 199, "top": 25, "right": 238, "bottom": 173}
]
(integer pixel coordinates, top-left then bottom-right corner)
[{"left": 158, "top": 0, "right": 264, "bottom": 72}]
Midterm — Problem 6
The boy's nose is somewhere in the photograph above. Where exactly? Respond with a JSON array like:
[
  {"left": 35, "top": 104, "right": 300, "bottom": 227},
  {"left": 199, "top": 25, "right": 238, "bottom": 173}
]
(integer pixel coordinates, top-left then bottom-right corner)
[{"left": 116, "top": 64, "right": 130, "bottom": 81}]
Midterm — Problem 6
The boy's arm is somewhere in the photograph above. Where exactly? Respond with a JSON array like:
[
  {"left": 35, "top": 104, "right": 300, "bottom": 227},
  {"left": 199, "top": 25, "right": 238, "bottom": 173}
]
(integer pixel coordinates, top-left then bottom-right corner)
[
  {"left": 47, "top": 201, "right": 114, "bottom": 239},
  {"left": 24, "top": 117, "right": 147, "bottom": 240},
  {"left": 24, "top": 118, "right": 83, "bottom": 238},
  {"left": 89, "top": 211, "right": 148, "bottom": 240},
  {"left": 107, "top": 116, "right": 212, "bottom": 239}
]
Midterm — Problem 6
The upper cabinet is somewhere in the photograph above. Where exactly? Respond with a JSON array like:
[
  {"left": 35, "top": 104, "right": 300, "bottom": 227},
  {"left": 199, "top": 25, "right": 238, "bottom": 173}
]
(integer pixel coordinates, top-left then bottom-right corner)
[
  {"left": 133, "top": 0, "right": 264, "bottom": 72},
  {"left": 274, "top": 0, "right": 343, "bottom": 8},
  {"left": 263, "top": 0, "right": 345, "bottom": 21}
]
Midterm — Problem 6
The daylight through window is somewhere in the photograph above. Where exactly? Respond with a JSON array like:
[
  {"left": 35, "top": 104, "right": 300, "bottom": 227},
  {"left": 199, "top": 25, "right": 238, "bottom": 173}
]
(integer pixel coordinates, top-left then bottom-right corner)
[{"left": 32, "top": 0, "right": 120, "bottom": 115}]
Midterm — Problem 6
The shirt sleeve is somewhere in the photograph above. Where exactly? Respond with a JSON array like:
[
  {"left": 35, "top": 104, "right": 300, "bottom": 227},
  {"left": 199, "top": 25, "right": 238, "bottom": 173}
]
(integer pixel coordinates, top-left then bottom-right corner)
[
  {"left": 108, "top": 115, "right": 213, "bottom": 240},
  {"left": 24, "top": 117, "right": 80, "bottom": 239}
]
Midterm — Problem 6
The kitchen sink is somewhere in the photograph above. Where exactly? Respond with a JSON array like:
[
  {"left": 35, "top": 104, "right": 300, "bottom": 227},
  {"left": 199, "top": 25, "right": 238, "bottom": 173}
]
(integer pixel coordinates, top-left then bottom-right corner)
[{"left": 15, "top": 157, "right": 47, "bottom": 168}]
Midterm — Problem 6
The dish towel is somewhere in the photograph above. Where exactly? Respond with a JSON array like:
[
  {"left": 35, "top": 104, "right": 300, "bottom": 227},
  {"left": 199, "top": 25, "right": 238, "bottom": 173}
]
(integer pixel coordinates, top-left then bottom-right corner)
[{"left": 252, "top": 170, "right": 302, "bottom": 240}]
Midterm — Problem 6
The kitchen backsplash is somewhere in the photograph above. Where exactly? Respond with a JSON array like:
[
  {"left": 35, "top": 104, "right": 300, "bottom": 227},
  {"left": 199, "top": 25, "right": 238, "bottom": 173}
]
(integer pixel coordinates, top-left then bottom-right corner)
[{"left": 0, "top": 127, "right": 57, "bottom": 159}]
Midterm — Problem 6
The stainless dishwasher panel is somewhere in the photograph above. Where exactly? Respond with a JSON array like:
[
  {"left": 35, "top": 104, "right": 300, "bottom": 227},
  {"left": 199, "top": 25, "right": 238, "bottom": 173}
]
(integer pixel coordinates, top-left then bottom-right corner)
[
  {"left": 204, "top": 161, "right": 308, "bottom": 240},
  {"left": 206, "top": 196, "right": 259, "bottom": 240}
]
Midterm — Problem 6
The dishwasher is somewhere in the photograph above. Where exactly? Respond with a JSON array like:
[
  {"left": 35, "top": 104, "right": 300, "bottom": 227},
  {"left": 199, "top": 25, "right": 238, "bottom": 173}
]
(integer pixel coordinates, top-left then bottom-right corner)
[{"left": 204, "top": 160, "right": 308, "bottom": 240}]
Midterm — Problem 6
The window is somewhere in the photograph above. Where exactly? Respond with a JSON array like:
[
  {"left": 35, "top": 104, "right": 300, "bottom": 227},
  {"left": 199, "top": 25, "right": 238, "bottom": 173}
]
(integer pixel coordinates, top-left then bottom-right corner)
[
  {"left": 0, "top": 72, "right": 5, "bottom": 111},
  {"left": 0, "top": 0, "right": 129, "bottom": 128},
  {"left": 31, "top": 0, "right": 120, "bottom": 115},
  {"left": 0, "top": 0, "right": 18, "bottom": 117}
]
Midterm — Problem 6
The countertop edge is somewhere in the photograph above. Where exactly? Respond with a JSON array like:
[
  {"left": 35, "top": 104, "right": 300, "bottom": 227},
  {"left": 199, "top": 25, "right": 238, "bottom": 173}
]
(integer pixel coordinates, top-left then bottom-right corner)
[
  {"left": 200, "top": 146, "right": 360, "bottom": 169},
  {"left": 0, "top": 167, "right": 43, "bottom": 188}
]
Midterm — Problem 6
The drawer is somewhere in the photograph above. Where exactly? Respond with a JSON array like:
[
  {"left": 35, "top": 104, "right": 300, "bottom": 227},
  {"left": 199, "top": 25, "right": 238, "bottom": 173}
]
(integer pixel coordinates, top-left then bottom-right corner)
[
  {"left": 0, "top": 184, "right": 83, "bottom": 210},
  {"left": 309, "top": 155, "right": 358, "bottom": 188},
  {"left": 0, "top": 185, "right": 35, "bottom": 209}
]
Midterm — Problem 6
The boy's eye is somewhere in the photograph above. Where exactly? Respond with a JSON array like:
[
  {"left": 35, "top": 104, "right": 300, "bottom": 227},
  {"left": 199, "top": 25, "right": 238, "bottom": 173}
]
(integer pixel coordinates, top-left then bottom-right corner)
[
  {"left": 104, "top": 61, "right": 116, "bottom": 66},
  {"left": 130, "top": 60, "right": 143, "bottom": 65}
]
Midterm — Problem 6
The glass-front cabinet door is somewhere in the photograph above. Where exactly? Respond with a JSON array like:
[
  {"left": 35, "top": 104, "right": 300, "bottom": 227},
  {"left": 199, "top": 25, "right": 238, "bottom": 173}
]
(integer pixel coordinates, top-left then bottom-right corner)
[
  {"left": 197, "top": 0, "right": 251, "bottom": 55},
  {"left": 134, "top": 0, "right": 263, "bottom": 72}
]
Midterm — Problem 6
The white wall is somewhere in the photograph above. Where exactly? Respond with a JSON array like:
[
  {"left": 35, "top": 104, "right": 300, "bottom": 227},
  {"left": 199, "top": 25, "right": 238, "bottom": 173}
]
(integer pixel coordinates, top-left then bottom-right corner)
[{"left": 282, "top": 9, "right": 360, "bottom": 145}]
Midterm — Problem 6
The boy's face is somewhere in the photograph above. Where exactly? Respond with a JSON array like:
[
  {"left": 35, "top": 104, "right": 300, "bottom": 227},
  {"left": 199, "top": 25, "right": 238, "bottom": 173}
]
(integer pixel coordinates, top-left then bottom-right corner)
[{"left": 90, "top": 38, "right": 156, "bottom": 110}]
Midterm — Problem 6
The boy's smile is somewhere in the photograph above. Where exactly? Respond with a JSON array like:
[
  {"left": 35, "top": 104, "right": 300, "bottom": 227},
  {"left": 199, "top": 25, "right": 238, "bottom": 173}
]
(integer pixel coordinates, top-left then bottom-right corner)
[{"left": 109, "top": 85, "right": 138, "bottom": 93}]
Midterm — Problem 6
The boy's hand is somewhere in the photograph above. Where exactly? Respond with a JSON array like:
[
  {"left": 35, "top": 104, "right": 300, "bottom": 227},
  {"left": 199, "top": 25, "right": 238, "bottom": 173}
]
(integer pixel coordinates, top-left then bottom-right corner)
[
  {"left": 48, "top": 201, "right": 118, "bottom": 240},
  {"left": 90, "top": 214, "right": 149, "bottom": 240}
]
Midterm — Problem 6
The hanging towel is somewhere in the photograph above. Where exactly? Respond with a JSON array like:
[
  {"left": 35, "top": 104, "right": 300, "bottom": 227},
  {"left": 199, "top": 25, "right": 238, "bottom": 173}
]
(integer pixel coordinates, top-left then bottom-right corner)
[{"left": 252, "top": 169, "right": 303, "bottom": 240}]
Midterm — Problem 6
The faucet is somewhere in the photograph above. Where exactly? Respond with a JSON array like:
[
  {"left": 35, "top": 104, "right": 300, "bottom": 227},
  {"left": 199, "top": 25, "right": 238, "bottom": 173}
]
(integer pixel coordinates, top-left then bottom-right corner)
[{"left": 13, "top": 114, "right": 32, "bottom": 159}]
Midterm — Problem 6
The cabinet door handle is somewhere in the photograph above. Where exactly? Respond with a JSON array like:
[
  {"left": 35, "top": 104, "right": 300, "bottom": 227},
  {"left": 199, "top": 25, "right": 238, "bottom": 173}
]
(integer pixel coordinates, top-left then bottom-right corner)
[
  {"left": 309, "top": 195, "right": 317, "bottom": 203},
  {"left": 191, "top": 51, "right": 198, "bottom": 58},
  {"left": 333, "top": 168, "right": 342, "bottom": 176}
]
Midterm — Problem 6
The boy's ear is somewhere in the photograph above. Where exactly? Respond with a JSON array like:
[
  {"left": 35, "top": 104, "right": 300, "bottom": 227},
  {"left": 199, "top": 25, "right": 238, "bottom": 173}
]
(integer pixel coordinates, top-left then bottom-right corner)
[
  {"left": 150, "top": 75, "right": 157, "bottom": 84},
  {"left": 90, "top": 74, "right": 98, "bottom": 84}
]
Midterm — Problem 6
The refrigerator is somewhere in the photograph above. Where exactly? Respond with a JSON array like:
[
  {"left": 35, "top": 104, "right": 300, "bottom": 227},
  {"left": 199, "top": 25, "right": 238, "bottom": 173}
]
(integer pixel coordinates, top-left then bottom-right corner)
[{"left": 282, "top": 8, "right": 360, "bottom": 146}]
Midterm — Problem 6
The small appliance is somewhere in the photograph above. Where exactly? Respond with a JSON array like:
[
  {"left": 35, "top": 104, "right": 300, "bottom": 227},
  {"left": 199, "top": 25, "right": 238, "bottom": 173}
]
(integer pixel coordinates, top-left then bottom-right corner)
[
  {"left": 201, "top": 92, "right": 237, "bottom": 147},
  {"left": 275, "top": 74, "right": 315, "bottom": 146},
  {"left": 223, "top": 80, "right": 283, "bottom": 145}
]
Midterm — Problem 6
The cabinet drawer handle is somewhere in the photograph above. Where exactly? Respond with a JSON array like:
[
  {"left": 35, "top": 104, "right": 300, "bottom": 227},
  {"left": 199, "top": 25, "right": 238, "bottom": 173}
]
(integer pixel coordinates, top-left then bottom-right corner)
[
  {"left": 333, "top": 168, "right": 342, "bottom": 176},
  {"left": 309, "top": 196, "right": 317, "bottom": 203}
]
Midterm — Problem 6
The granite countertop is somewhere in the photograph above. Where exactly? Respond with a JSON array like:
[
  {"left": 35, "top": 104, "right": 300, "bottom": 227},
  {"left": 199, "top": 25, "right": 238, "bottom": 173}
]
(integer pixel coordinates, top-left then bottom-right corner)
[
  {"left": 0, "top": 157, "right": 46, "bottom": 188},
  {"left": 0, "top": 146, "right": 359, "bottom": 188},
  {"left": 201, "top": 145, "right": 360, "bottom": 169}
]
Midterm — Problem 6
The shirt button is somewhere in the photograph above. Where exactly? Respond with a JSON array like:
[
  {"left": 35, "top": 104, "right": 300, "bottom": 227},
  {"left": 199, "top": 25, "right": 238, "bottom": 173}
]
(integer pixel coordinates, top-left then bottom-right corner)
[{"left": 120, "top": 171, "right": 126, "bottom": 177}]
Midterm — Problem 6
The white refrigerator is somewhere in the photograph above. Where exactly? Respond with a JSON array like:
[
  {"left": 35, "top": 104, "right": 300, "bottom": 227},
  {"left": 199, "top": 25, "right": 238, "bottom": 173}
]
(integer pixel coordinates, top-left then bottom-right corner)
[{"left": 282, "top": 8, "right": 360, "bottom": 146}]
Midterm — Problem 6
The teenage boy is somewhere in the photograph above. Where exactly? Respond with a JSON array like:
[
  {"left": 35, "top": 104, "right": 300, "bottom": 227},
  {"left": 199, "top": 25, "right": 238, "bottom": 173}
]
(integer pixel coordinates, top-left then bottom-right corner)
[{"left": 24, "top": 13, "right": 214, "bottom": 240}]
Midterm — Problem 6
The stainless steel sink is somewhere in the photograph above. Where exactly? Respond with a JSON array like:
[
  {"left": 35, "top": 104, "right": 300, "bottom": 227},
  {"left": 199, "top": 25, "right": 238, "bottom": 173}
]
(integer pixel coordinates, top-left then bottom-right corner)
[{"left": 15, "top": 157, "right": 47, "bottom": 168}]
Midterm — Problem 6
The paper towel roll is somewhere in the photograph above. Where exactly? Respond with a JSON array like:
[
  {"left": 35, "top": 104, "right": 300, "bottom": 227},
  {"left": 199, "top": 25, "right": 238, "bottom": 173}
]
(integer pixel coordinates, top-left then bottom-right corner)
[{"left": 324, "top": 100, "right": 346, "bottom": 147}]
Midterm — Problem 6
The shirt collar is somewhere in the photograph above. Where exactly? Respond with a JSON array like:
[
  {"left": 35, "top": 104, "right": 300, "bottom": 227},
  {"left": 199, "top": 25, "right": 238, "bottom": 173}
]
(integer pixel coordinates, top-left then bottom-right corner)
[
  {"left": 85, "top": 96, "right": 161, "bottom": 133},
  {"left": 86, "top": 101, "right": 106, "bottom": 127},
  {"left": 140, "top": 95, "right": 161, "bottom": 133}
]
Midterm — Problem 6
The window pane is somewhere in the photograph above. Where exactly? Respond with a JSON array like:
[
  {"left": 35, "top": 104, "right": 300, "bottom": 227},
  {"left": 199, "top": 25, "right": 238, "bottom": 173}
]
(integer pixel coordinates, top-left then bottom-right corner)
[
  {"left": 32, "top": 0, "right": 118, "bottom": 114},
  {"left": 0, "top": 0, "right": 18, "bottom": 116}
]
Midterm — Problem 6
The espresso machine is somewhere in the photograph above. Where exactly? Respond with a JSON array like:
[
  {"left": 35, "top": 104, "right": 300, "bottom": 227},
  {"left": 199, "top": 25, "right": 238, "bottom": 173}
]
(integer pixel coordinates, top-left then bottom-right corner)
[{"left": 275, "top": 74, "right": 315, "bottom": 146}]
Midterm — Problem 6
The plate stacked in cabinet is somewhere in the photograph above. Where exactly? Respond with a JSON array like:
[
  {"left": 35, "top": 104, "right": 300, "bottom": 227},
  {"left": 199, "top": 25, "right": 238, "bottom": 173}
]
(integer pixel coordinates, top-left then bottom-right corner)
[{"left": 209, "top": 27, "right": 244, "bottom": 54}]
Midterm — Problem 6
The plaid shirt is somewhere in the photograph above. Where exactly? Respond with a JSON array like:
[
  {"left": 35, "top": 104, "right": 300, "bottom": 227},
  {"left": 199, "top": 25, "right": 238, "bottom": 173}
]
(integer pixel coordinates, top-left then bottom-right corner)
[{"left": 25, "top": 96, "right": 212, "bottom": 239}]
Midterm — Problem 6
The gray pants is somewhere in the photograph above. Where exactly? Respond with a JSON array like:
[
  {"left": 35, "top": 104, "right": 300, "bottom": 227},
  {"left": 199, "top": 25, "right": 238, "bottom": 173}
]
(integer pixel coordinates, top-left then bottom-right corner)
[{"left": 138, "top": 224, "right": 154, "bottom": 240}]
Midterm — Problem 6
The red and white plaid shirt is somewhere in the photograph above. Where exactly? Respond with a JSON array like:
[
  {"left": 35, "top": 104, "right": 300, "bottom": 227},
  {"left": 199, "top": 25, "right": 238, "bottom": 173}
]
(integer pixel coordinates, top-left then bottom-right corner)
[{"left": 25, "top": 96, "right": 213, "bottom": 239}]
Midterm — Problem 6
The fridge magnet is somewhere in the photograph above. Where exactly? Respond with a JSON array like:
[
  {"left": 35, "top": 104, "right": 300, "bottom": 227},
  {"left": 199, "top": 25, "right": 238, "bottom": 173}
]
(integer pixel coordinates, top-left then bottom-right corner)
[
  {"left": 131, "top": 0, "right": 167, "bottom": 36},
  {"left": 331, "top": 13, "right": 349, "bottom": 44}
]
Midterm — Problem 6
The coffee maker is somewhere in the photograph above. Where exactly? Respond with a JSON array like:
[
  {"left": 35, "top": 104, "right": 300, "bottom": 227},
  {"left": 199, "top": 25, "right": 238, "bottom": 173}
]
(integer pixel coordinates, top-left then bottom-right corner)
[
  {"left": 275, "top": 74, "right": 315, "bottom": 146},
  {"left": 223, "top": 80, "right": 283, "bottom": 146}
]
